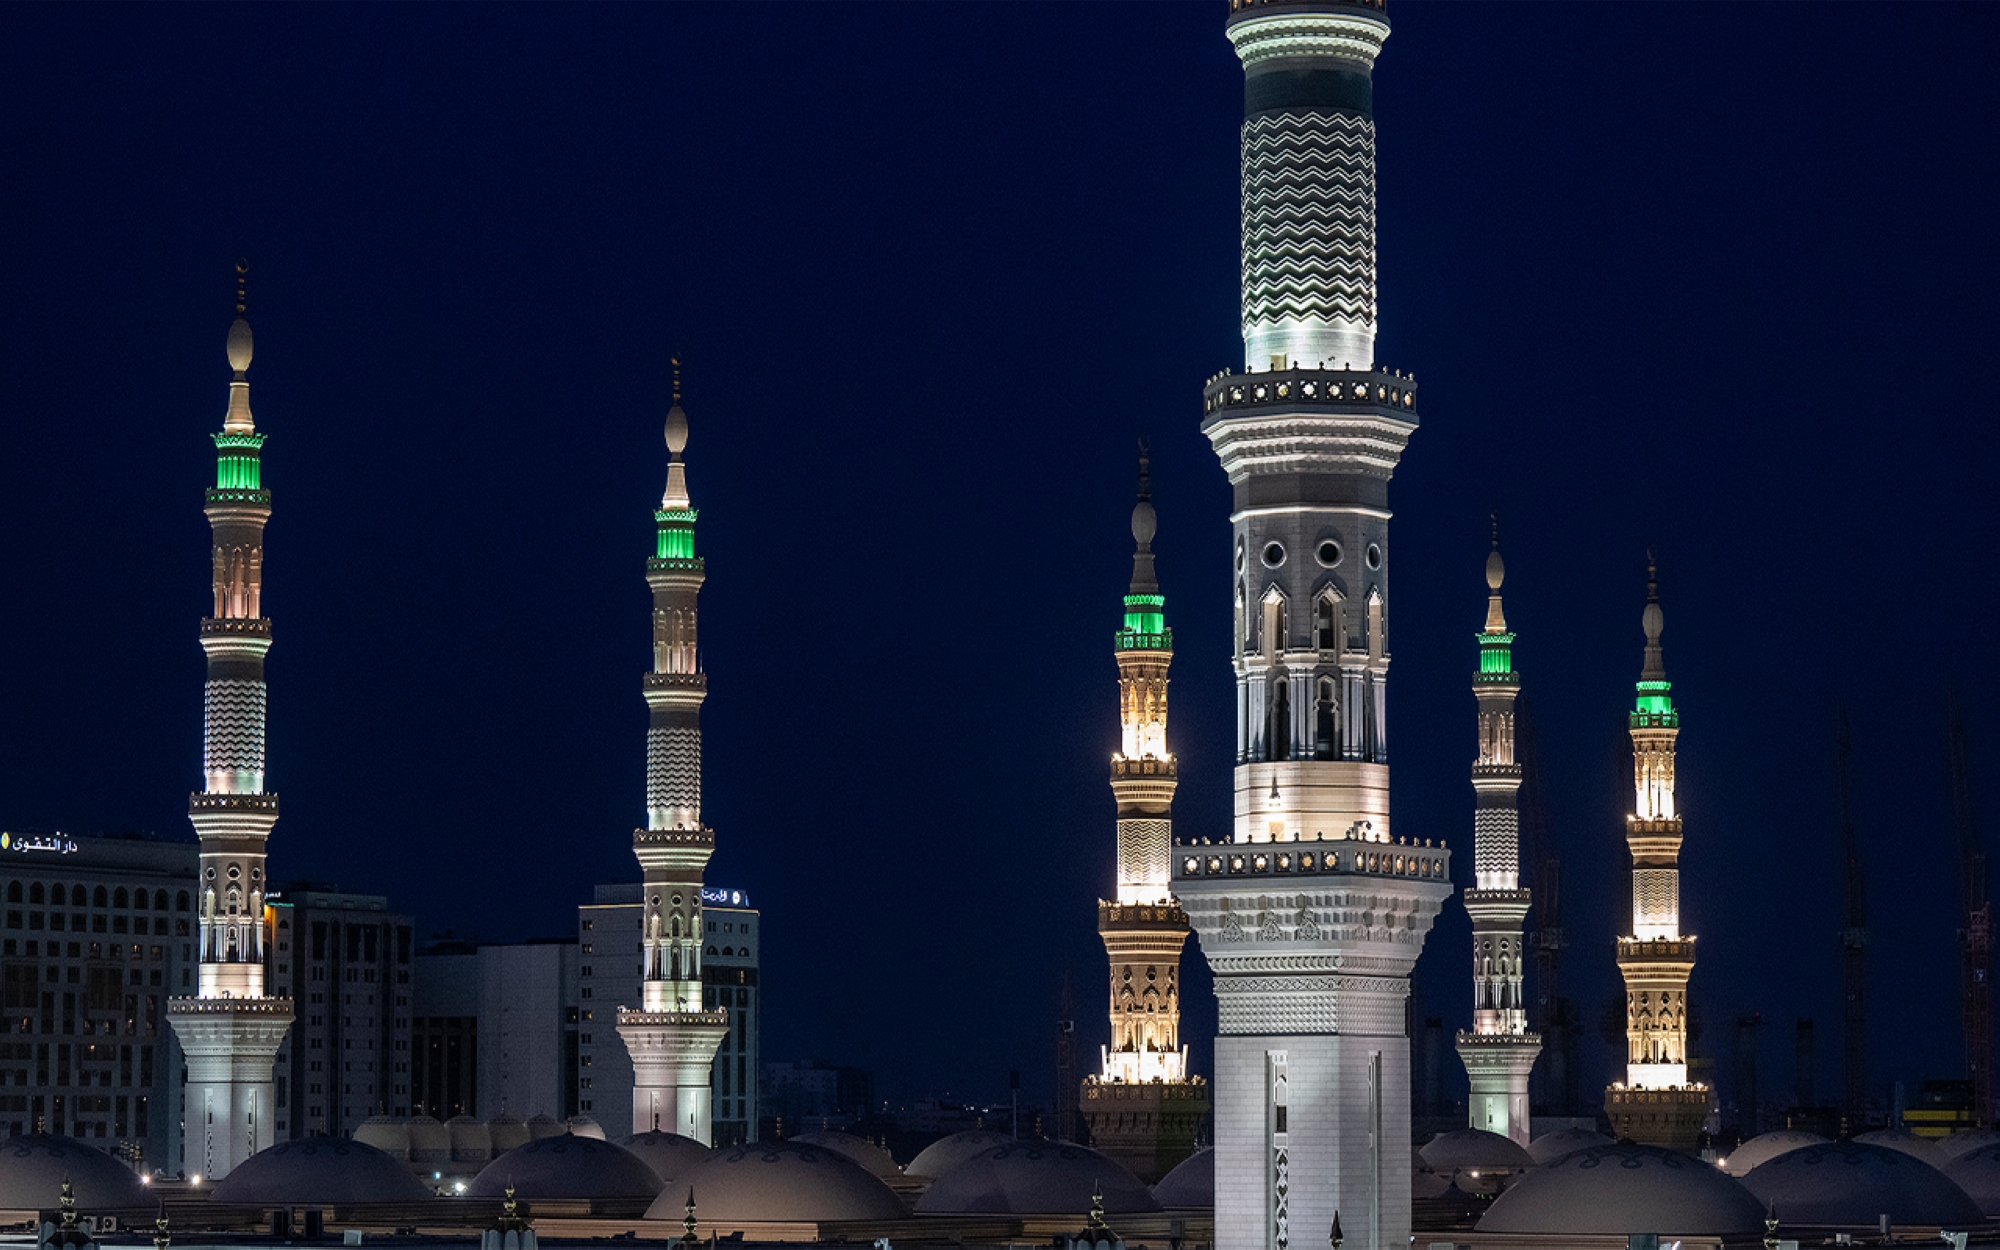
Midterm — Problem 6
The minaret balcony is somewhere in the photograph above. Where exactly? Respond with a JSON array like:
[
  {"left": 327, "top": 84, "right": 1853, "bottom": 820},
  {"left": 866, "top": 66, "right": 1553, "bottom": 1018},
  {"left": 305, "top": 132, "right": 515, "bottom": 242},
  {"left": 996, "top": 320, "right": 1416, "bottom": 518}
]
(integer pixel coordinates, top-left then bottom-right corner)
[
  {"left": 1098, "top": 900, "right": 1190, "bottom": 931},
  {"left": 189, "top": 792, "right": 279, "bottom": 814},
  {"left": 201, "top": 618, "right": 272, "bottom": 638},
  {"left": 1174, "top": 835, "right": 1447, "bottom": 884},
  {"left": 1201, "top": 367, "right": 1419, "bottom": 483},
  {"left": 1111, "top": 757, "right": 1177, "bottom": 780},
  {"left": 204, "top": 488, "right": 272, "bottom": 509},
  {"left": 647, "top": 556, "right": 704, "bottom": 574},
  {"left": 1202, "top": 366, "right": 1416, "bottom": 417}
]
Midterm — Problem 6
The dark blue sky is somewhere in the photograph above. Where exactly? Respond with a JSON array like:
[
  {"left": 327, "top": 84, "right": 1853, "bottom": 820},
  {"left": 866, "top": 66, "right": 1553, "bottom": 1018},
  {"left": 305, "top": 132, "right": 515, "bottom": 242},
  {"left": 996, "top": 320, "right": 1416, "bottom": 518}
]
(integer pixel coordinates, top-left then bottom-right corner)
[{"left": 1, "top": 3, "right": 1995, "bottom": 1119}]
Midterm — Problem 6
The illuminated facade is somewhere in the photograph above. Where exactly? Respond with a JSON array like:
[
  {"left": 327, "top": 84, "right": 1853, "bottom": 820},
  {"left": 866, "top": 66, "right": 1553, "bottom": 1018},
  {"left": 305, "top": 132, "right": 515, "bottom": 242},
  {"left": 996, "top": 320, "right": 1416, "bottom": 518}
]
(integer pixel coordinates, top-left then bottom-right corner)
[
  {"left": 614, "top": 374, "right": 729, "bottom": 1143},
  {"left": 1080, "top": 456, "right": 1208, "bottom": 1183},
  {"left": 1454, "top": 536, "right": 1540, "bottom": 1144},
  {"left": 164, "top": 274, "right": 297, "bottom": 1180},
  {"left": 1173, "top": 5, "right": 1452, "bottom": 1249},
  {"left": 1603, "top": 563, "right": 1707, "bottom": 1149}
]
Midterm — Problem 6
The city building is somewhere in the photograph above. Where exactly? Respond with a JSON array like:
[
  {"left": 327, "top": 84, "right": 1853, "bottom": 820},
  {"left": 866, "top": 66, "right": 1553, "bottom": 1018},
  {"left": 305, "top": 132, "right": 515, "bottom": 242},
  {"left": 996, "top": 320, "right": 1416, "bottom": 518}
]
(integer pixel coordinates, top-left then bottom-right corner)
[
  {"left": 265, "top": 888, "right": 414, "bottom": 1138},
  {"left": 409, "top": 940, "right": 478, "bottom": 1121},
  {"left": 1604, "top": 563, "right": 1710, "bottom": 1149},
  {"left": 411, "top": 938, "right": 577, "bottom": 1122},
  {"left": 164, "top": 279, "right": 296, "bottom": 1181},
  {"left": 582, "top": 883, "right": 756, "bottom": 1141},
  {"left": 760, "top": 1060, "right": 873, "bottom": 1136},
  {"left": 0, "top": 829, "right": 195, "bottom": 1173},
  {"left": 1080, "top": 453, "right": 1207, "bottom": 1182},
  {"left": 613, "top": 372, "right": 730, "bottom": 1144},
  {"left": 1454, "top": 535, "right": 1541, "bottom": 1144},
  {"left": 1169, "top": 4, "right": 1454, "bottom": 1250}
]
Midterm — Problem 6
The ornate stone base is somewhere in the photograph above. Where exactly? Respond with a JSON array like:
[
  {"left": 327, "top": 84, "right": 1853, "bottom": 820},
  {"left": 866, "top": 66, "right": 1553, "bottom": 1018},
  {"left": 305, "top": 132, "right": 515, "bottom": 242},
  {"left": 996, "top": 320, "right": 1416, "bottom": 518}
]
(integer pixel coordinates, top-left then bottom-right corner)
[
  {"left": 1456, "top": 1031, "right": 1540, "bottom": 1146},
  {"left": 1081, "top": 1076, "right": 1208, "bottom": 1183},
  {"left": 1604, "top": 1084, "right": 1708, "bottom": 1152},
  {"left": 617, "top": 1006, "right": 728, "bottom": 1143},
  {"left": 165, "top": 994, "right": 294, "bottom": 1180}
]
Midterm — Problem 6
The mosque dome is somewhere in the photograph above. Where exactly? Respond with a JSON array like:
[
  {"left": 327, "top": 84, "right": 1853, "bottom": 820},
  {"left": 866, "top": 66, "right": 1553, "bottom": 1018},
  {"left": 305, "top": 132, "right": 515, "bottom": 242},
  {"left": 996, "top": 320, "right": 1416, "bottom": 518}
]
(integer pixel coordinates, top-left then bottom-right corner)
[
  {"left": 907, "top": 1129, "right": 1015, "bottom": 1179},
  {"left": 467, "top": 1134, "right": 662, "bottom": 1203},
  {"left": 565, "top": 1115, "right": 607, "bottom": 1141},
  {"left": 645, "top": 1140, "right": 906, "bottom": 1225},
  {"left": 1419, "top": 1127, "right": 1535, "bottom": 1173},
  {"left": 354, "top": 1117, "right": 411, "bottom": 1161},
  {"left": 789, "top": 1131, "right": 900, "bottom": 1179},
  {"left": 210, "top": 1138, "right": 434, "bottom": 1205},
  {"left": 1721, "top": 1129, "right": 1828, "bottom": 1176},
  {"left": 1740, "top": 1140, "right": 1981, "bottom": 1229},
  {"left": 1943, "top": 1128, "right": 2000, "bottom": 1161},
  {"left": 487, "top": 1115, "right": 531, "bottom": 1155},
  {"left": 618, "top": 1131, "right": 711, "bottom": 1184},
  {"left": 448, "top": 1115, "right": 492, "bottom": 1165},
  {"left": 407, "top": 1116, "right": 449, "bottom": 1169},
  {"left": 914, "top": 1140, "right": 1162, "bottom": 1217},
  {"left": 1478, "top": 1143, "right": 1764, "bottom": 1237},
  {"left": 525, "top": 1114, "right": 565, "bottom": 1141},
  {"left": 0, "top": 1133, "right": 150, "bottom": 1209},
  {"left": 1527, "top": 1126, "right": 1614, "bottom": 1165},
  {"left": 1944, "top": 1142, "right": 2000, "bottom": 1216},
  {"left": 1152, "top": 1147, "right": 1212, "bottom": 1209},
  {"left": 1853, "top": 1128, "right": 1947, "bottom": 1166}
]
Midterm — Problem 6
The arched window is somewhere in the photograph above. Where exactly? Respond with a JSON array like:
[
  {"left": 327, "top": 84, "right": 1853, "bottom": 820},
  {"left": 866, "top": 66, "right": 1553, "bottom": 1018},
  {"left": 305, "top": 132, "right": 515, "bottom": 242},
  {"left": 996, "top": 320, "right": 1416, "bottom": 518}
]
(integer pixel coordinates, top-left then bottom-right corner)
[
  {"left": 49, "top": 884, "right": 65, "bottom": 907},
  {"left": 1315, "top": 676, "right": 1337, "bottom": 759},
  {"left": 176, "top": 891, "right": 191, "bottom": 912},
  {"left": 1270, "top": 679, "right": 1291, "bottom": 761},
  {"left": 29, "top": 883, "right": 44, "bottom": 905},
  {"left": 113, "top": 888, "right": 129, "bottom": 909},
  {"left": 5, "top": 882, "right": 18, "bottom": 903},
  {"left": 94, "top": 886, "right": 108, "bottom": 908},
  {"left": 1315, "top": 593, "right": 1341, "bottom": 651},
  {"left": 154, "top": 890, "right": 168, "bottom": 911}
]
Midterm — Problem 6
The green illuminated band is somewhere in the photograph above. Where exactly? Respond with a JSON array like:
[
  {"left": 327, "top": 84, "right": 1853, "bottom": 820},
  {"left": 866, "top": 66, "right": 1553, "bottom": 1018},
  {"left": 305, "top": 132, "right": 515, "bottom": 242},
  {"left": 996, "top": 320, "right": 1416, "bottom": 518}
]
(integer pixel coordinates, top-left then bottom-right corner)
[
  {"left": 212, "top": 431, "right": 266, "bottom": 491},
  {"left": 1476, "top": 633, "right": 1515, "bottom": 677},
  {"left": 655, "top": 508, "right": 697, "bottom": 560},
  {"left": 1122, "top": 592, "right": 1165, "bottom": 637},
  {"left": 1633, "top": 678, "right": 1676, "bottom": 722}
]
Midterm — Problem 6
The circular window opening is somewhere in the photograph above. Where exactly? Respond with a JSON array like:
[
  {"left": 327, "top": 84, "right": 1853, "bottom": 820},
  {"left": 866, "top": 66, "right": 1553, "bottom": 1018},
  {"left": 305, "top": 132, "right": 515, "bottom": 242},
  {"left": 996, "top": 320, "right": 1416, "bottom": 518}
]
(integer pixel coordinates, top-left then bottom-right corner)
[
  {"left": 1316, "top": 540, "right": 1343, "bottom": 567},
  {"left": 226, "top": 866, "right": 240, "bottom": 880},
  {"left": 1262, "top": 541, "right": 1286, "bottom": 568},
  {"left": 204, "top": 867, "right": 216, "bottom": 880},
  {"left": 1365, "top": 543, "right": 1383, "bottom": 570}
]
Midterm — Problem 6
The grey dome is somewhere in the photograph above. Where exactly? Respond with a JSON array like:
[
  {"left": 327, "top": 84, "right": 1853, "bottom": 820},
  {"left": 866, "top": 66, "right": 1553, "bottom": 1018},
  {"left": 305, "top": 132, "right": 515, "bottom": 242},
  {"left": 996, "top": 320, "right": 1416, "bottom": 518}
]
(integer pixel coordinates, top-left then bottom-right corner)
[
  {"left": 1944, "top": 1128, "right": 2000, "bottom": 1161},
  {"left": 618, "top": 1131, "right": 712, "bottom": 1184},
  {"left": 486, "top": 1115, "right": 531, "bottom": 1155},
  {"left": 525, "top": 1114, "right": 565, "bottom": 1141},
  {"left": 406, "top": 1116, "right": 449, "bottom": 1167},
  {"left": 468, "top": 1134, "right": 662, "bottom": 1202},
  {"left": 353, "top": 1117, "right": 410, "bottom": 1162},
  {"left": 1741, "top": 1140, "right": 1981, "bottom": 1229},
  {"left": 915, "top": 1140, "right": 1161, "bottom": 1217},
  {"left": 646, "top": 1139, "right": 906, "bottom": 1225},
  {"left": 448, "top": 1115, "right": 491, "bottom": 1164},
  {"left": 565, "top": 1115, "right": 606, "bottom": 1141},
  {"left": 1853, "top": 1128, "right": 1946, "bottom": 1166},
  {"left": 1420, "top": 1127, "right": 1535, "bottom": 1172},
  {"left": 1479, "top": 1143, "right": 1763, "bottom": 1236},
  {"left": 907, "top": 1129, "right": 1014, "bottom": 1179},
  {"left": 1152, "top": 1147, "right": 1212, "bottom": 1209},
  {"left": 211, "top": 1137, "right": 434, "bottom": 1205},
  {"left": 789, "top": 1131, "right": 899, "bottom": 1179},
  {"left": 1527, "top": 1126, "right": 1614, "bottom": 1165},
  {"left": 1944, "top": 1142, "right": 2000, "bottom": 1215},
  {"left": 0, "top": 1134, "right": 149, "bottom": 1209},
  {"left": 1722, "top": 1129, "right": 1828, "bottom": 1176}
]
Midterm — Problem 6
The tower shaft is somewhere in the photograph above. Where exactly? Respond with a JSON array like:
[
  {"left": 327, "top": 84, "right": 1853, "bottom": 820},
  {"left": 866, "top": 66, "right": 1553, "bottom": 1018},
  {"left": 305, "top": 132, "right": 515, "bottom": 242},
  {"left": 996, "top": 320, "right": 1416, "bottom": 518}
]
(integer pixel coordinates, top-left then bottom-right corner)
[
  {"left": 1455, "top": 545, "right": 1538, "bottom": 1144},
  {"left": 616, "top": 390, "right": 726, "bottom": 1144},
  {"left": 1178, "top": 9, "right": 1450, "bottom": 1250},
  {"left": 1604, "top": 568, "right": 1705, "bottom": 1149},
  {"left": 166, "top": 295, "right": 294, "bottom": 1180}
]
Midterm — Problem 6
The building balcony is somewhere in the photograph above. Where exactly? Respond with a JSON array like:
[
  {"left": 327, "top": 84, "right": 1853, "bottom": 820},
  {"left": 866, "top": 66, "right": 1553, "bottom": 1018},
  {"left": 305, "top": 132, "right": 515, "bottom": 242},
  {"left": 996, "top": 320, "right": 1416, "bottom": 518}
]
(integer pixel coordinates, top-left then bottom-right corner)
[
  {"left": 1173, "top": 834, "right": 1447, "bottom": 884},
  {"left": 1202, "top": 366, "right": 1416, "bottom": 418}
]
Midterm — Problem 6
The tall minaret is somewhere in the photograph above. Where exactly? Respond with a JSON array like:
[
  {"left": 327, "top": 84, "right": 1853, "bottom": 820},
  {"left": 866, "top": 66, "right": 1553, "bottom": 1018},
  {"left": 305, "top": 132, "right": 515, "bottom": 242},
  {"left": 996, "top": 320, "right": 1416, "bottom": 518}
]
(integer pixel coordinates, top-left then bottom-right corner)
[
  {"left": 1454, "top": 528, "right": 1540, "bottom": 1144},
  {"left": 1172, "top": 5, "right": 1452, "bottom": 1249},
  {"left": 1081, "top": 451, "right": 1208, "bottom": 1183},
  {"left": 616, "top": 366, "right": 729, "bottom": 1144},
  {"left": 166, "top": 264, "right": 296, "bottom": 1180},
  {"left": 1603, "top": 560, "right": 1708, "bottom": 1150}
]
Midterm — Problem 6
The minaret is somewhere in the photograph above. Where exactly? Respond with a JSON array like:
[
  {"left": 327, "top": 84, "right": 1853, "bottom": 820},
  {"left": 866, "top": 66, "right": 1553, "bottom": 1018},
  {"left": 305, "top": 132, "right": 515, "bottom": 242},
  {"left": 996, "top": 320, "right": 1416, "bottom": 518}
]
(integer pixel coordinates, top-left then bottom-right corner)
[
  {"left": 165, "top": 263, "right": 296, "bottom": 1179},
  {"left": 1172, "top": 5, "right": 1452, "bottom": 1249},
  {"left": 1080, "top": 451, "right": 1209, "bottom": 1183},
  {"left": 1603, "top": 559, "right": 1708, "bottom": 1149},
  {"left": 1454, "top": 527, "right": 1540, "bottom": 1144},
  {"left": 615, "top": 365, "right": 729, "bottom": 1144}
]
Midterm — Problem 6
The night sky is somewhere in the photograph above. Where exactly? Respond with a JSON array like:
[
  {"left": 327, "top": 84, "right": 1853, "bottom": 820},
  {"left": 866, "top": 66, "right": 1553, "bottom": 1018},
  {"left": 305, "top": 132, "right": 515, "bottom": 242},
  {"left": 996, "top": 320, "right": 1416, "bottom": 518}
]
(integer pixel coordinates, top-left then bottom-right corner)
[{"left": 2, "top": 3, "right": 1995, "bottom": 1122}]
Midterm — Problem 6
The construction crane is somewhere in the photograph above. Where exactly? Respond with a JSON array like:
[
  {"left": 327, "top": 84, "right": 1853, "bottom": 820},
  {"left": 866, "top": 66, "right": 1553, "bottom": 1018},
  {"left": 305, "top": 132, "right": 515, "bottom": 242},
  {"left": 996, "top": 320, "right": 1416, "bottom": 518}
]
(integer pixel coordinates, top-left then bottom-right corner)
[
  {"left": 1948, "top": 688, "right": 1993, "bottom": 1126},
  {"left": 1836, "top": 706, "right": 1868, "bottom": 1130}
]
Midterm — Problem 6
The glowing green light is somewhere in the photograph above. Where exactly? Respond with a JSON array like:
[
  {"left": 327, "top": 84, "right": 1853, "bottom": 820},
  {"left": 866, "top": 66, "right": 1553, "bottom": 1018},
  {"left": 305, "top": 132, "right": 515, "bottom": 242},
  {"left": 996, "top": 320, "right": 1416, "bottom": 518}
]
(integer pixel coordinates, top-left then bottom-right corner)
[
  {"left": 212, "top": 432, "right": 264, "bottom": 490},
  {"left": 1477, "top": 633, "right": 1514, "bottom": 676},
  {"left": 655, "top": 508, "right": 697, "bottom": 560},
  {"left": 1634, "top": 678, "right": 1674, "bottom": 718},
  {"left": 1122, "top": 593, "right": 1166, "bottom": 641}
]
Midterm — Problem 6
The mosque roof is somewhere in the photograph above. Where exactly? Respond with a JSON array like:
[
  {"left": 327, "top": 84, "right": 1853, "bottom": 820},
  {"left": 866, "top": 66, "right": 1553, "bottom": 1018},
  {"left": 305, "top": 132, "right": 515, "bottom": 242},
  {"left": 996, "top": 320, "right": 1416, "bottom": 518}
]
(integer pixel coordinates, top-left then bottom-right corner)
[
  {"left": 1944, "top": 1142, "right": 2000, "bottom": 1216},
  {"left": 525, "top": 1114, "right": 565, "bottom": 1141},
  {"left": 617, "top": 1131, "right": 712, "bottom": 1185},
  {"left": 1720, "top": 1130, "right": 1827, "bottom": 1176},
  {"left": 1852, "top": 1128, "right": 1947, "bottom": 1166},
  {"left": 1419, "top": 1127, "right": 1535, "bottom": 1172},
  {"left": 645, "top": 1139, "right": 906, "bottom": 1225},
  {"left": 1152, "top": 1147, "right": 1212, "bottom": 1209},
  {"left": 1478, "top": 1143, "right": 1764, "bottom": 1236},
  {"left": 468, "top": 1134, "right": 662, "bottom": 1202},
  {"left": 210, "top": 1138, "right": 434, "bottom": 1205},
  {"left": 565, "top": 1116, "right": 607, "bottom": 1141},
  {"left": 906, "top": 1129, "right": 1015, "bottom": 1179},
  {"left": 0, "top": 1134, "right": 150, "bottom": 1210},
  {"left": 354, "top": 1117, "right": 410, "bottom": 1161},
  {"left": 1526, "top": 1126, "right": 1614, "bottom": 1165},
  {"left": 914, "top": 1140, "right": 1161, "bottom": 1217},
  {"left": 448, "top": 1116, "right": 491, "bottom": 1163},
  {"left": 407, "top": 1116, "right": 449, "bottom": 1162},
  {"left": 1740, "top": 1140, "right": 1982, "bottom": 1229},
  {"left": 1942, "top": 1128, "right": 2000, "bottom": 1161},
  {"left": 789, "top": 1131, "right": 900, "bottom": 1179},
  {"left": 487, "top": 1115, "right": 532, "bottom": 1155}
]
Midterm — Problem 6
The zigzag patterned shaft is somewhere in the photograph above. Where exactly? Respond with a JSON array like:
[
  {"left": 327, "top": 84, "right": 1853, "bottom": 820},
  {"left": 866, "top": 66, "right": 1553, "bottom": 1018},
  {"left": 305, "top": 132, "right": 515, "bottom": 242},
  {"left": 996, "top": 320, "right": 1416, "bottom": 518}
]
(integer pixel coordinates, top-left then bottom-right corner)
[
  {"left": 203, "top": 679, "right": 267, "bottom": 779},
  {"left": 1241, "top": 112, "right": 1377, "bottom": 334},
  {"left": 647, "top": 726, "right": 702, "bottom": 820}
]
